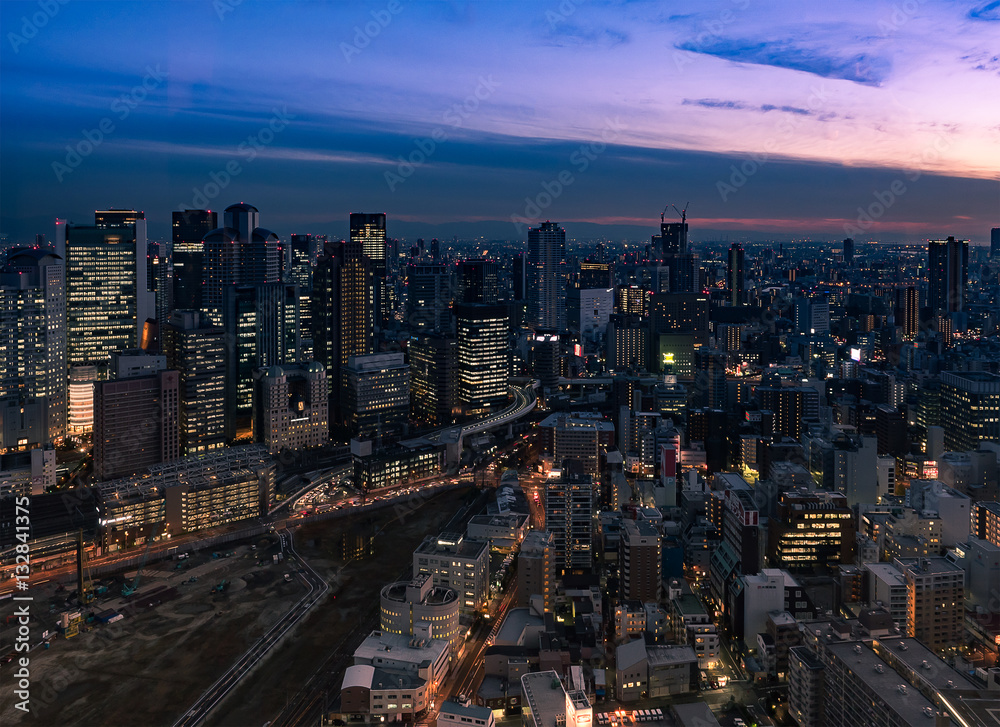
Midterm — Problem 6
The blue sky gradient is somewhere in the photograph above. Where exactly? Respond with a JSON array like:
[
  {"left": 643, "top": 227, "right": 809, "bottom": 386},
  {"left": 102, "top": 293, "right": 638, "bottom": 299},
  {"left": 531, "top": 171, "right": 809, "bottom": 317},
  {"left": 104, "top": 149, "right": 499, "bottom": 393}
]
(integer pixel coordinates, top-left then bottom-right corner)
[{"left": 1, "top": 0, "right": 998, "bottom": 242}]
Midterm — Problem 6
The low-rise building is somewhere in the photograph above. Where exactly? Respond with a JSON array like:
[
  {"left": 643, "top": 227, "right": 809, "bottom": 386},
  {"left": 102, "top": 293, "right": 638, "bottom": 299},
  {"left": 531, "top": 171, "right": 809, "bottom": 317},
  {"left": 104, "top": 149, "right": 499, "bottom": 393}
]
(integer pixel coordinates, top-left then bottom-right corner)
[
  {"left": 467, "top": 513, "right": 529, "bottom": 550},
  {"left": 413, "top": 532, "right": 490, "bottom": 615},
  {"left": 521, "top": 670, "right": 592, "bottom": 727},
  {"left": 379, "top": 574, "right": 461, "bottom": 649}
]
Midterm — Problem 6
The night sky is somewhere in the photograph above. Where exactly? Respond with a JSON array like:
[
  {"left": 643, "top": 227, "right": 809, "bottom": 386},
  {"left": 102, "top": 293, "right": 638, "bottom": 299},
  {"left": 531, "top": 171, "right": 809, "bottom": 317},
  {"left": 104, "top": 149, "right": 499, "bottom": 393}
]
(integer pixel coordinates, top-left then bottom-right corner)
[{"left": 1, "top": 0, "right": 998, "bottom": 243}]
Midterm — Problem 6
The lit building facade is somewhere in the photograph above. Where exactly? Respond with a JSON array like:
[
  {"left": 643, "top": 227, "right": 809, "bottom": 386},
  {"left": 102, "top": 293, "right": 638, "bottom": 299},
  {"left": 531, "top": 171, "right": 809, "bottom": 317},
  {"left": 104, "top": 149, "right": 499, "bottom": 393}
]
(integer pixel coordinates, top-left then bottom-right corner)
[
  {"left": 940, "top": 370, "right": 1000, "bottom": 452},
  {"left": 455, "top": 303, "right": 508, "bottom": 415},
  {"left": 57, "top": 217, "right": 152, "bottom": 365},
  {"left": 0, "top": 248, "right": 67, "bottom": 449},
  {"left": 527, "top": 221, "right": 566, "bottom": 329},
  {"left": 343, "top": 352, "right": 409, "bottom": 440},
  {"left": 252, "top": 363, "right": 329, "bottom": 453},
  {"left": 409, "top": 333, "right": 457, "bottom": 426},
  {"left": 163, "top": 310, "right": 227, "bottom": 455}
]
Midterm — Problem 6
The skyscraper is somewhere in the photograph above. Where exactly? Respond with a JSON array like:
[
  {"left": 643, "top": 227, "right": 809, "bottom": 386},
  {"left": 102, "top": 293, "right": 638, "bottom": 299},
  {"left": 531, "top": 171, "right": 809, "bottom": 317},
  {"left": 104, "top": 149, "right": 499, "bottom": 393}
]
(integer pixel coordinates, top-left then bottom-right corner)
[
  {"left": 93, "top": 366, "right": 179, "bottom": 482},
  {"left": 222, "top": 283, "right": 300, "bottom": 433},
  {"left": 313, "top": 240, "right": 375, "bottom": 421},
  {"left": 457, "top": 258, "right": 499, "bottom": 304},
  {"left": 940, "top": 371, "right": 1000, "bottom": 451},
  {"left": 895, "top": 285, "right": 918, "bottom": 339},
  {"left": 527, "top": 221, "right": 566, "bottom": 329},
  {"left": 927, "top": 236, "right": 968, "bottom": 314},
  {"left": 171, "top": 209, "right": 217, "bottom": 310},
  {"left": 409, "top": 332, "right": 457, "bottom": 426},
  {"left": 147, "top": 240, "right": 173, "bottom": 325},
  {"left": 991, "top": 227, "right": 1000, "bottom": 258},
  {"left": 406, "top": 262, "right": 452, "bottom": 332},
  {"left": 544, "top": 463, "right": 594, "bottom": 574},
  {"left": 201, "top": 203, "right": 281, "bottom": 321},
  {"left": 56, "top": 216, "right": 152, "bottom": 364},
  {"left": 455, "top": 303, "right": 509, "bottom": 415},
  {"left": 350, "top": 213, "right": 388, "bottom": 326},
  {"left": 842, "top": 237, "right": 854, "bottom": 266},
  {"left": 727, "top": 243, "right": 745, "bottom": 306},
  {"left": 0, "top": 248, "right": 67, "bottom": 449},
  {"left": 162, "top": 310, "right": 227, "bottom": 455}
]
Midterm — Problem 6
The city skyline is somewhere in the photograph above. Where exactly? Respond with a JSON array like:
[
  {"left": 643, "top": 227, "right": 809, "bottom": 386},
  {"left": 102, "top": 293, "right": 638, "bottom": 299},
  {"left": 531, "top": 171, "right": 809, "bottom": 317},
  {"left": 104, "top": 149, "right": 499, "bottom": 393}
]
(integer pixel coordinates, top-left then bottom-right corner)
[{"left": 2, "top": 0, "right": 999, "bottom": 243}]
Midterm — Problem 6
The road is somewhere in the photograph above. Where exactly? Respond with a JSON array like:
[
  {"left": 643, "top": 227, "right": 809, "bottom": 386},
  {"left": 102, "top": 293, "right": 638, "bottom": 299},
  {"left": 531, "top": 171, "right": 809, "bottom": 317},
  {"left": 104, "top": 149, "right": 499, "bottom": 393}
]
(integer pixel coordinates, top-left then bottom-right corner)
[{"left": 172, "top": 529, "right": 329, "bottom": 727}]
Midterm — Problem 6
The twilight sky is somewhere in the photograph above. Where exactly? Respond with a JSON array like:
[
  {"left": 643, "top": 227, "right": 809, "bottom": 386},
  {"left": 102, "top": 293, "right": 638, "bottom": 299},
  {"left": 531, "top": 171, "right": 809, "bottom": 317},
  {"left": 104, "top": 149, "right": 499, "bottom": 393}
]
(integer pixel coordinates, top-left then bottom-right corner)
[{"left": 1, "top": 0, "right": 998, "bottom": 243}]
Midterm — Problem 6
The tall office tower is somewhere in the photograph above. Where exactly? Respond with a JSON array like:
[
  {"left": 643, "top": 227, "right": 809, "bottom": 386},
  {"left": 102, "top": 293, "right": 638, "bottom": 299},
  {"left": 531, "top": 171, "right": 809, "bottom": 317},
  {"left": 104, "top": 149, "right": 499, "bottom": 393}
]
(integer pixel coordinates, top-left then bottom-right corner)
[
  {"left": 620, "top": 518, "right": 662, "bottom": 601},
  {"left": 794, "top": 295, "right": 830, "bottom": 334},
  {"left": 409, "top": 332, "right": 457, "bottom": 426},
  {"left": 527, "top": 221, "right": 566, "bottom": 329},
  {"left": 56, "top": 216, "right": 152, "bottom": 365},
  {"left": 171, "top": 209, "right": 218, "bottom": 310},
  {"left": 693, "top": 348, "right": 727, "bottom": 410},
  {"left": 755, "top": 385, "right": 820, "bottom": 440},
  {"left": 201, "top": 203, "right": 281, "bottom": 322},
  {"left": 455, "top": 303, "right": 508, "bottom": 415},
  {"left": 657, "top": 219, "right": 688, "bottom": 256},
  {"left": 93, "top": 367, "right": 179, "bottom": 481},
  {"left": 350, "top": 213, "right": 388, "bottom": 326},
  {"left": 222, "top": 283, "right": 300, "bottom": 433},
  {"left": 147, "top": 240, "right": 173, "bottom": 325},
  {"left": 287, "top": 234, "right": 324, "bottom": 361},
  {"left": 767, "top": 490, "right": 855, "bottom": 572},
  {"left": 940, "top": 370, "right": 1000, "bottom": 451},
  {"left": 0, "top": 248, "right": 67, "bottom": 449},
  {"left": 842, "top": 237, "right": 854, "bottom": 266},
  {"left": 512, "top": 252, "right": 527, "bottom": 300},
  {"left": 252, "top": 363, "right": 329, "bottom": 453},
  {"left": 95, "top": 209, "right": 144, "bottom": 229},
  {"left": 162, "top": 310, "right": 227, "bottom": 455},
  {"left": 727, "top": 243, "right": 745, "bottom": 306},
  {"left": 517, "top": 530, "right": 556, "bottom": 610},
  {"left": 313, "top": 240, "right": 375, "bottom": 420},
  {"left": 430, "top": 238, "right": 440, "bottom": 260},
  {"left": 343, "top": 352, "right": 410, "bottom": 440},
  {"left": 615, "top": 285, "right": 648, "bottom": 316},
  {"left": 927, "top": 236, "right": 969, "bottom": 314},
  {"left": 289, "top": 233, "right": 325, "bottom": 270},
  {"left": 406, "top": 262, "right": 452, "bottom": 332},
  {"left": 579, "top": 261, "right": 613, "bottom": 289},
  {"left": 67, "top": 365, "right": 97, "bottom": 435},
  {"left": 544, "top": 464, "right": 594, "bottom": 574},
  {"left": 992, "top": 227, "right": 1000, "bottom": 258},
  {"left": 895, "top": 286, "right": 918, "bottom": 339},
  {"left": 457, "top": 258, "right": 499, "bottom": 304},
  {"left": 607, "top": 315, "right": 647, "bottom": 372},
  {"left": 897, "top": 556, "right": 964, "bottom": 655}
]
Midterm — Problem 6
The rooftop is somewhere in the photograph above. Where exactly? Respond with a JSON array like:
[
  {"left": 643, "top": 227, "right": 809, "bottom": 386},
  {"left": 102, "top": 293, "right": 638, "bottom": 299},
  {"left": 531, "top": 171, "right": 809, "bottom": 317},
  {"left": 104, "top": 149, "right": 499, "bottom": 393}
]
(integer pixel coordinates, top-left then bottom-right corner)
[
  {"left": 439, "top": 702, "right": 494, "bottom": 720},
  {"left": 646, "top": 645, "right": 698, "bottom": 667},
  {"left": 521, "top": 671, "right": 570, "bottom": 727},
  {"left": 415, "top": 532, "right": 488, "bottom": 560}
]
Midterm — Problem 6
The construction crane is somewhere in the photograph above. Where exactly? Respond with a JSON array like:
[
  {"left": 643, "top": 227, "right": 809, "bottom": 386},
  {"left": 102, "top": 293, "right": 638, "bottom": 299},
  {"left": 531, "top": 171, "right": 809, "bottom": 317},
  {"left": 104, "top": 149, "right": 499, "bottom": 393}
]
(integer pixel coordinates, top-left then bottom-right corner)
[
  {"left": 671, "top": 202, "right": 689, "bottom": 224},
  {"left": 77, "top": 529, "right": 95, "bottom": 605},
  {"left": 122, "top": 524, "right": 160, "bottom": 598}
]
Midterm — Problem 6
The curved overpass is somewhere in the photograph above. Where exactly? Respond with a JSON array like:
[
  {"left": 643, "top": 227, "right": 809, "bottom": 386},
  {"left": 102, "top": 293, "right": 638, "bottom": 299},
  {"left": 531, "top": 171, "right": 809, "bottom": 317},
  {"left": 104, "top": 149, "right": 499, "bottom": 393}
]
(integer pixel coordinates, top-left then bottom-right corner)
[{"left": 427, "top": 380, "right": 539, "bottom": 445}]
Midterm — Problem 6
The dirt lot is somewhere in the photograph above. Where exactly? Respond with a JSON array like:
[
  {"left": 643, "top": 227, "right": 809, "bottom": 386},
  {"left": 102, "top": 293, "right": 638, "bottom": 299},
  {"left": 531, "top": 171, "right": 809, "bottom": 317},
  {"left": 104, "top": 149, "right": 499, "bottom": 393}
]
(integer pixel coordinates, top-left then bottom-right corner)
[
  {"left": 211, "top": 486, "right": 477, "bottom": 727},
  {"left": 0, "top": 486, "right": 476, "bottom": 727}
]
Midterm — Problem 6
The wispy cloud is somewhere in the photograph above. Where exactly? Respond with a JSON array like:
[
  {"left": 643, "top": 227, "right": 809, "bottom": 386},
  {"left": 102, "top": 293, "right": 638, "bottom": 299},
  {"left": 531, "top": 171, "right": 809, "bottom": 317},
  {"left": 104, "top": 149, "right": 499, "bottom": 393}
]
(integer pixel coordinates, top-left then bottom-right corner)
[
  {"left": 676, "top": 37, "right": 891, "bottom": 86},
  {"left": 969, "top": 1, "right": 1000, "bottom": 21},
  {"left": 682, "top": 98, "right": 824, "bottom": 117}
]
